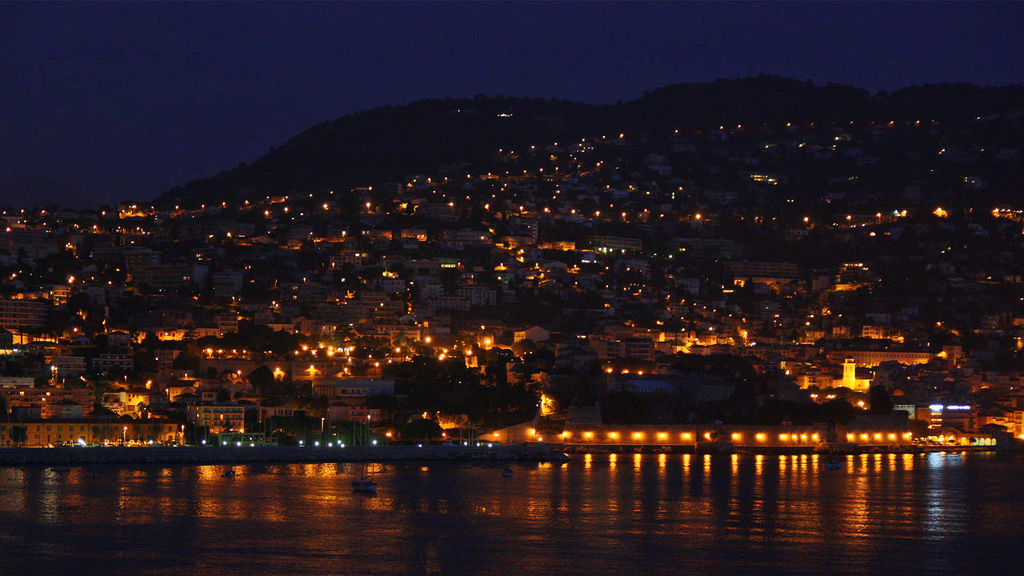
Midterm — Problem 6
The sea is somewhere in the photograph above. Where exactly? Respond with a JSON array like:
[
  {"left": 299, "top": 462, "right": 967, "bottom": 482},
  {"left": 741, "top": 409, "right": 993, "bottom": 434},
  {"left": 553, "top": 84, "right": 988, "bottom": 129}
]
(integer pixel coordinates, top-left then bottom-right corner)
[{"left": 2, "top": 451, "right": 1024, "bottom": 576}]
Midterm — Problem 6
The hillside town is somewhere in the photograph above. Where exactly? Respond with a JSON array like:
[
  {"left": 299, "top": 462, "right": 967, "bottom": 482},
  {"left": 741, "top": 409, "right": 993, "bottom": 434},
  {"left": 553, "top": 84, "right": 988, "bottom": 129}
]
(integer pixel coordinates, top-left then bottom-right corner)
[{"left": 2, "top": 109, "right": 1024, "bottom": 451}]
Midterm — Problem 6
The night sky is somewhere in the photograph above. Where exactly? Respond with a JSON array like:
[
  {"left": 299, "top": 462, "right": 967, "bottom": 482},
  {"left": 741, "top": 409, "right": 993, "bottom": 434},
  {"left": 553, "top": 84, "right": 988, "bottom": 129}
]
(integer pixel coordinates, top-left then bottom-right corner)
[{"left": 2, "top": 2, "right": 1022, "bottom": 207}]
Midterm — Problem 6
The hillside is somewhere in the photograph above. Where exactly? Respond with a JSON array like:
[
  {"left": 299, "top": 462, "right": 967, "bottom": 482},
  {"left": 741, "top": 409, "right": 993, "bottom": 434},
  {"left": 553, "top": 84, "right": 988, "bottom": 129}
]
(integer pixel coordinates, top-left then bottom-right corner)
[{"left": 156, "top": 76, "right": 1024, "bottom": 208}]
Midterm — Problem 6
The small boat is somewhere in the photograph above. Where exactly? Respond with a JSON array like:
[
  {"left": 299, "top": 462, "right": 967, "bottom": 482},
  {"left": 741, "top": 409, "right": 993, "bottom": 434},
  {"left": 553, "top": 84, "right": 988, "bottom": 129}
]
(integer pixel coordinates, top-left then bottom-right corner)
[
  {"left": 352, "top": 462, "right": 379, "bottom": 493},
  {"left": 222, "top": 468, "right": 237, "bottom": 478},
  {"left": 501, "top": 467, "right": 514, "bottom": 478},
  {"left": 352, "top": 478, "right": 377, "bottom": 493},
  {"left": 824, "top": 459, "right": 843, "bottom": 471}
]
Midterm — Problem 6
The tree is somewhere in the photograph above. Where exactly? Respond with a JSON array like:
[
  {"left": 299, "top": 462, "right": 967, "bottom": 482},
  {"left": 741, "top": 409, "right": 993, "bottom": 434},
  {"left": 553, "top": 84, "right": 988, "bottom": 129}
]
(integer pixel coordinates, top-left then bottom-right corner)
[
  {"left": 172, "top": 351, "right": 201, "bottom": 370},
  {"left": 821, "top": 398, "right": 857, "bottom": 426},
  {"left": 133, "top": 349, "right": 158, "bottom": 374},
  {"left": 402, "top": 418, "right": 442, "bottom": 442},
  {"left": 869, "top": 385, "right": 894, "bottom": 415},
  {"left": 249, "top": 365, "right": 275, "bottom": 395},
  {"left": 909, "top": 418, "right": 930, "bottom": 438},
  {"left": 9, "top": 425, "right": 27, "bottom": 446}
]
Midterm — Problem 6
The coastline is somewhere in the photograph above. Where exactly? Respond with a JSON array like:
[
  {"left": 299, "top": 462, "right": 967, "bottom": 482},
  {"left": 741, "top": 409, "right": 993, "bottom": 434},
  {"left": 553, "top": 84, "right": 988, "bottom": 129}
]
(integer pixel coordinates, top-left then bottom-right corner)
[
  {"left": 0, "top": 444, "right": 571, "bottom": 467},
  {"left": 2, "top": 443, "right": 1011, "bottom": 467},
  {"left": 559, "top": 443, "right": 1012, "bottom": 456}
]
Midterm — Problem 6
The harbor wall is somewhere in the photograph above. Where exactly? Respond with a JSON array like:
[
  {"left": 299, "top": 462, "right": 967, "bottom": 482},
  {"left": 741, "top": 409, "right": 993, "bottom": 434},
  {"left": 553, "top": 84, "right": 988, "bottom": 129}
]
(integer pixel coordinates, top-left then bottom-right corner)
[{"left": 0, "top": 444, "right": 569, "bottom": 467}]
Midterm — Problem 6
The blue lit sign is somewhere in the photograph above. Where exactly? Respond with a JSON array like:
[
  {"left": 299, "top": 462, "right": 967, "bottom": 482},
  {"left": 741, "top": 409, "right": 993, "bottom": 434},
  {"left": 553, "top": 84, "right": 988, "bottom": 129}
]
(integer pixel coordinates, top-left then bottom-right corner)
[{"left": 929, "top": 404, "right": 944, "bottom": 412}]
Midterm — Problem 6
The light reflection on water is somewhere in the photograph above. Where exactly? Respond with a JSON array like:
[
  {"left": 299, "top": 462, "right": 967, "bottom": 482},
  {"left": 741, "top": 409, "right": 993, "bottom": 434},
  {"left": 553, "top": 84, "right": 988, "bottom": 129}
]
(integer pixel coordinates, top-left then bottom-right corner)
[{"left": 2, "top": 452, "right": 1024, "bottom": 575}]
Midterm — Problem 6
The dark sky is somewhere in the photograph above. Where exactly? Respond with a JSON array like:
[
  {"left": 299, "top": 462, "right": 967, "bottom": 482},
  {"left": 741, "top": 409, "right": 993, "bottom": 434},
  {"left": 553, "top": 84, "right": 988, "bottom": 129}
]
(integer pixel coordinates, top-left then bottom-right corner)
[{"left": 2, "top": 1, "right": 1022, "bottom": 207}]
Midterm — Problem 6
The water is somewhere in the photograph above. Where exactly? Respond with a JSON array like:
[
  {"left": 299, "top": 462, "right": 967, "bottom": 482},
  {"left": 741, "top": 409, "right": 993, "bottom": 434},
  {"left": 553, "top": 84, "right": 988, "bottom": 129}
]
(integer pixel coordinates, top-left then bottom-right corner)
[{"left": 3, "top": 452, "right": 1024, "bottom": 575}]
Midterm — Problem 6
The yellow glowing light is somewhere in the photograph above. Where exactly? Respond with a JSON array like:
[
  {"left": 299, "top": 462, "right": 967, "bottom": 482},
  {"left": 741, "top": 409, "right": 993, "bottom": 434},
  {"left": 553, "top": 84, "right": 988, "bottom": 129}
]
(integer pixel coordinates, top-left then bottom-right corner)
[
  {"left": 584, "top": 432, "right": 593, "bottom": 439},
  {"left": 780, "top": 434, "right": 789, "bottom": 441}
]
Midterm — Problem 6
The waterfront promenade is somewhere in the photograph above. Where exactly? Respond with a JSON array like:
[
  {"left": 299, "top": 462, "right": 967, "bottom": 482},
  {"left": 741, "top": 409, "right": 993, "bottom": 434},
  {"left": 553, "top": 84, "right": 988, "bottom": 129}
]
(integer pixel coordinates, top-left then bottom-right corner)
[{"left": 0, "top": 444, "right": 570, "bottom": 466}]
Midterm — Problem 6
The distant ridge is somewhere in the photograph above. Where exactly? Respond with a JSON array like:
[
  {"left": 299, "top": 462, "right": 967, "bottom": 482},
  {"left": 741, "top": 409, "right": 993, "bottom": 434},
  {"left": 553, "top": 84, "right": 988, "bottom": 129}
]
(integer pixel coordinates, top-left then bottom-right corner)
[
  {"left": 0, "top": 174, "right": 87, "bottom": 209},
  {"left": 156, "top": 76, "right": 1024, "bottom": 208}
]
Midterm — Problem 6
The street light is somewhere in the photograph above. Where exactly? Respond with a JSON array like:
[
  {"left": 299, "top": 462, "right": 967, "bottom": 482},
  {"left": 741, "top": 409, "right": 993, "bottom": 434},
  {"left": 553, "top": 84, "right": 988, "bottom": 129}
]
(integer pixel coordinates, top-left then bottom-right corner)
[{"left": 122, "top": 426, "right": 127, "bottom": 444}]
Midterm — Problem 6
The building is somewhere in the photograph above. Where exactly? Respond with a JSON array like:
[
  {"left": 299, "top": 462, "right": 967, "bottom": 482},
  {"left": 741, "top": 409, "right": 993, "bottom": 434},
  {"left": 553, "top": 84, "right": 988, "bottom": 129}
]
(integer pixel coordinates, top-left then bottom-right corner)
[
  {"left": 826, "top": 350, "right": 934, "bottom": 368},
  {"left": 187, "top": 404, "right": 246, "bottom": 433},
  {"left": 727, "top": 261, "right": 799, "bottom": 284},
  {"left": 919, "top": 403, "right": 977, "bottom": 432},
  {"left": 0, "top": 298, "right": 48, "bottom": 328},
  {"left": 0, "top": 420, "right": 181, "bottom": 447},
  {"left": 92, "top": 353, "right": 135, "bottom": 373},
  {"left": 327, "top": 402, "right": 381, "bottom": 424},
  {"left": 312, "top": 378, "right": 395, "bottom": 398},
  {"left": 585, "top": 235, "right": 642, "bottom": 253}
]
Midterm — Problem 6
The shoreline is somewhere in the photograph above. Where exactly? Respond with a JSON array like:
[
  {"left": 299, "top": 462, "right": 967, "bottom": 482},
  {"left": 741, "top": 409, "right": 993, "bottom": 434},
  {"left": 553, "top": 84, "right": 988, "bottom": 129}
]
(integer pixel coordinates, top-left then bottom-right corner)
[
  {"left": 559, "top": 443, "right": 1012, "bottom": 456},
  {"left": 0, "top": 444, "right": 570, "bottom": 467},
  {"left": 1, "top": 443, "right": 1011, "bottom": 467}
]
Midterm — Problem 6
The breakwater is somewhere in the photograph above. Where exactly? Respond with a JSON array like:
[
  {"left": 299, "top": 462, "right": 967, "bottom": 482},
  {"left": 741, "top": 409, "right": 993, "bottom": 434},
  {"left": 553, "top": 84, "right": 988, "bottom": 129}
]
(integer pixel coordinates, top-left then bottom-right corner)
[{"left": 0, "top": 444, "right": 570, "bottom": 467}]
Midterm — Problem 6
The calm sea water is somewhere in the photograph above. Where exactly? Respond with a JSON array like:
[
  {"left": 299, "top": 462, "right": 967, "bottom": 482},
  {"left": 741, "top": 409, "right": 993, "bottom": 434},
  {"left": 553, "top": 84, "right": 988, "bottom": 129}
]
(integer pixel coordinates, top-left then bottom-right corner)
[{"left": 2, "top": 452, "right": 1024, "bottom": 576}]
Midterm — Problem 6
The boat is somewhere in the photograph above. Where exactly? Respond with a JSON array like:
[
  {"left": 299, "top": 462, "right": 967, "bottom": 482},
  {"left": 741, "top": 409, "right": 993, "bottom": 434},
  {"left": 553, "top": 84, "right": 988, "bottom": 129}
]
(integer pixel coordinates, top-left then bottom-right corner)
[
  {"left": 222, "top": 467, "right": 237, "bottom": 478},
  {"left": 824, "top": 459, "right": 843, "bottom": 471},
  {"left": 352, "top": 462, "right": 379, "bottom": 493},
  {"left": 351, "top": 478, "right": 378, "bottom": 493},
  {"left": 501, "top": 466, "right": 514, "bottom": 478}
]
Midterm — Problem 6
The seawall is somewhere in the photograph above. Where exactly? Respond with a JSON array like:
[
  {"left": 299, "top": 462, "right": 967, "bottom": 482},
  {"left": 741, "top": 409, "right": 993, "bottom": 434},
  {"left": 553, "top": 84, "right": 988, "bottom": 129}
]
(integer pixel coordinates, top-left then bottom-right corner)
[{"left": 0, "top": 444, "right": 571, "bottom": 467}]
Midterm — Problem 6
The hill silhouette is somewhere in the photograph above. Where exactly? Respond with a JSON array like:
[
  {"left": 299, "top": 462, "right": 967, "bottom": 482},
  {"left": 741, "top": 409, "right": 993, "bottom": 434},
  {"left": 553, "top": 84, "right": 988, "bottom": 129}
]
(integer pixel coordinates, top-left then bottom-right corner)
[
  {"left": 157, "top": 76, "right": 1024, "bottom": 208},
  {"left": 0, "top": 174, "right": 87, "bottom": 209}
]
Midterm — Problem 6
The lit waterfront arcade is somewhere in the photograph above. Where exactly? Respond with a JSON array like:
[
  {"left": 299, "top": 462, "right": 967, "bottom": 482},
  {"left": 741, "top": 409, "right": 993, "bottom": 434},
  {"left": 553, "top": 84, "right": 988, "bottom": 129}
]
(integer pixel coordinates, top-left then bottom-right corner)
[{"left": 489, "top": 421, "right": 914, "bottom": 451}]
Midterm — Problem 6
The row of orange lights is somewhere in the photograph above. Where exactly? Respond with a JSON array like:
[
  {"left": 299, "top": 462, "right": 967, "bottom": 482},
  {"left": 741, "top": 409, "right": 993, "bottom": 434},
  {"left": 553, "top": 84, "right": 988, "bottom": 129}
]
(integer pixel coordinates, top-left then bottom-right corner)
[
  {"left": 513, "top": 430, "right": 913, "bottom": 443},
  {"left": 559, "top": 431, "right": 827, "bottom": 442},
  {"left": 848, "top": 432, "right": 912, "bottom": 441}
]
